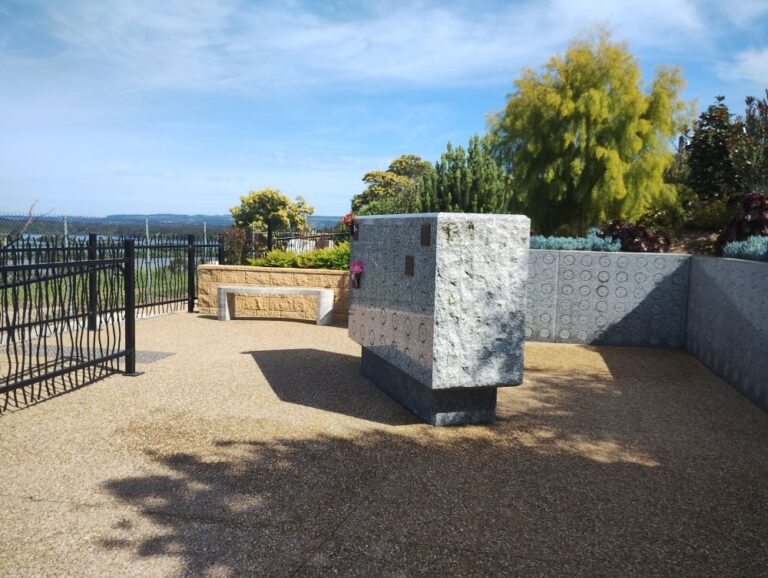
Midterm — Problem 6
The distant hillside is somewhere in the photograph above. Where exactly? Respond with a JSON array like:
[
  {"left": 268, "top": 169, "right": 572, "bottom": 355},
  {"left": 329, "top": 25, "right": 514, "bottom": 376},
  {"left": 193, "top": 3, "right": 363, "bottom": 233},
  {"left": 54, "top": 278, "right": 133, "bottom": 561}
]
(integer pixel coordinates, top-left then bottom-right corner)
[
  {"left": 104, "top": 214, "right": 342, "bottom": 229},
  {"left": 105, "top": 214, "right": 233, "bottom": 225},
  {"left": 307, "top": 215, "right": 342, "bottom": 229},
  {"left": 1, "top": 212, "right": 342, "bottom": 237}
]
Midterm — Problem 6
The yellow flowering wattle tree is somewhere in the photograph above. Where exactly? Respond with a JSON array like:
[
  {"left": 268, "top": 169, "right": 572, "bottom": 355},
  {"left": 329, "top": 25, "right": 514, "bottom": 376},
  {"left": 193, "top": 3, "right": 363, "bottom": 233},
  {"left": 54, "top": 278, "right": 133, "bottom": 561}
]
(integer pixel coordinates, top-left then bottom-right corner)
[
  {"left": 230, "top": 188, "right": 313, "bottom": 236},
  {"left": 490, "top": 30, "right": 693, "bottom": 234}
]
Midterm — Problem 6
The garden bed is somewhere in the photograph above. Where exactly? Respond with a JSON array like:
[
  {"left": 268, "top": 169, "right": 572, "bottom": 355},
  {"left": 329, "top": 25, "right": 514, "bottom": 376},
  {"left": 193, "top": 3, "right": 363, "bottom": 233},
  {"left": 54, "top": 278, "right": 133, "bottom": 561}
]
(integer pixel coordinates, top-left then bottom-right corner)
[{"left": 198, "top": 265, "right": 350, "bottom": 322}]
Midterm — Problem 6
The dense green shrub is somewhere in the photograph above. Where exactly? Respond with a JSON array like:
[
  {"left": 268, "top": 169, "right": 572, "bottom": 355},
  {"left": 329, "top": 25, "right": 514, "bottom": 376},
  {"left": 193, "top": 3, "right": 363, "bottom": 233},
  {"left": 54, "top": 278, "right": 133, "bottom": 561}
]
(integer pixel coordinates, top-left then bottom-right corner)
[
  {"left": 721, "top": 236, "right": 768, "bottom": 261},
  {"left": 716, "top": 193, "right": 768, "bottom": 252},
  {"left": 600, "top": 220, "right": 670, "bottom": 252},
  {"left": 530, "top": 228, "right": 621, "bottom": 251},
  {"left": 637, "top": 192, "right": 691, "bottom": 236},
  {"left": 247, "top": 242, "right": 350, "bottom": 270},
  {"left": 249, "top": 249, "right": 297, "bottom": 268},
  {"left": 687, "top": 199, "right": 738, "bottom": 231},
  {"left": 295, "top": 242, "right": 350, "bottom": 270}
]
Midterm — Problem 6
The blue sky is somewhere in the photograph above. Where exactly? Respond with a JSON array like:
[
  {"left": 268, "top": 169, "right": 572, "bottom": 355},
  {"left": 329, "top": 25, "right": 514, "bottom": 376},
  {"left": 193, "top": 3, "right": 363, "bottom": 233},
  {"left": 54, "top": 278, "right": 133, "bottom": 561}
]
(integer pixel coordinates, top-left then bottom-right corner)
[{"left": 1, "top": 0, "right": 767, "bottom": 217}]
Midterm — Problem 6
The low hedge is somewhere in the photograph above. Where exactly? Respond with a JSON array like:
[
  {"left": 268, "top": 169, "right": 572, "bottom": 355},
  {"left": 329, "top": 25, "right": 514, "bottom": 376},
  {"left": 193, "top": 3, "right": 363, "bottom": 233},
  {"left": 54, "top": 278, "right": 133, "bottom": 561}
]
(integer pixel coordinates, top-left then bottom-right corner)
[
  {"left": 529, "top": 228, "right": 621, "bottom": 252},
  {"left": 721, "top": 236, "right": 768, "bottom": 262},
  {"left": 247, "top": 241, "right": 350, "bottom": 270}
]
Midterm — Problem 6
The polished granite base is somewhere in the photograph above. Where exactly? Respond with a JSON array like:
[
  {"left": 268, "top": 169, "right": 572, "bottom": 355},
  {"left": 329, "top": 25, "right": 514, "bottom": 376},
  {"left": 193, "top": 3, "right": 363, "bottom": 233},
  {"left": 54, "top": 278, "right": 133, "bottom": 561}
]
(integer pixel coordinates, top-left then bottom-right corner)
[{"left": 361, "top": 347, "right": 497, "bottom": 426}]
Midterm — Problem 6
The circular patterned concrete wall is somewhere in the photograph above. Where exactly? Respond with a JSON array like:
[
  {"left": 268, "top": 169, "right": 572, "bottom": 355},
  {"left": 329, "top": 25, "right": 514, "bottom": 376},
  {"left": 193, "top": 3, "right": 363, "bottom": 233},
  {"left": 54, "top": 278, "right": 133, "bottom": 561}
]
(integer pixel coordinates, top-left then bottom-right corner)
[
  {"left": 526, "top": 250, "right": 691, "bottom": 348},
  {"left": 686, "top": 257, "right": 768, "bottom": 409}
]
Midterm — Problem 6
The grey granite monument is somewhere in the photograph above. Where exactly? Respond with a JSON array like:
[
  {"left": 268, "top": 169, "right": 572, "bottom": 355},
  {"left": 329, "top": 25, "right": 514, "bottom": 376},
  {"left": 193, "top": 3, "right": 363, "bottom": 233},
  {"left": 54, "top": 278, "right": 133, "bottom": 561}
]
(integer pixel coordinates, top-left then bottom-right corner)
[{"left": 348, "top": 213, "right": 530, "bottom": 425}]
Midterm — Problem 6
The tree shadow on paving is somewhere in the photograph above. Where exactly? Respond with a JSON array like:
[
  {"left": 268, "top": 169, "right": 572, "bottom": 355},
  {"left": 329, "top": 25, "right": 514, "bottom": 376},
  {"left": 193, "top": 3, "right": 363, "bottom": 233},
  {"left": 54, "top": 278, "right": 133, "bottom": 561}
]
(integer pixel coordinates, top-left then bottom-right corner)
[
  {"left": 247, "top": 348, "right": 419, "bottom": 426},
  {"left": 100, "top": 358, "right": 768, "bottom": 576}
]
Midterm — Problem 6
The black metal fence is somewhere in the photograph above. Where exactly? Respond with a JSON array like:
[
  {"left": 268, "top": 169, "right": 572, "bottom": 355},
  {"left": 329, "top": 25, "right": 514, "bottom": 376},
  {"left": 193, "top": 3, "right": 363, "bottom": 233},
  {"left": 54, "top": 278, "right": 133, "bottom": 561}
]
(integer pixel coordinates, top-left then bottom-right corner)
[
  {"left": 1, "top": 235, "right": 219, "bottom": 315},
  {"left": 0, "top": 235, "right": 218, "bottom": 412},
  {"left": 270, "top": 231, "right": 348, "bottom": 253},
  {"left": 1, "top": 228, "right": 342, "bottom": 412},
  {"left": 1, "top": 240, "right": 129, "bottom": 411}
]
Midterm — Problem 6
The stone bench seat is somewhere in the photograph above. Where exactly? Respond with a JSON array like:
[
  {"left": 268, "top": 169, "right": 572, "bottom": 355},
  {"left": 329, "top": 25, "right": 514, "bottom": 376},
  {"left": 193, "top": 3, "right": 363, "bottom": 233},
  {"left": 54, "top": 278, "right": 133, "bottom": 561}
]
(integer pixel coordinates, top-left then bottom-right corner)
[{"left": 216, "top": 285, "right": 335, "bottom": 325}]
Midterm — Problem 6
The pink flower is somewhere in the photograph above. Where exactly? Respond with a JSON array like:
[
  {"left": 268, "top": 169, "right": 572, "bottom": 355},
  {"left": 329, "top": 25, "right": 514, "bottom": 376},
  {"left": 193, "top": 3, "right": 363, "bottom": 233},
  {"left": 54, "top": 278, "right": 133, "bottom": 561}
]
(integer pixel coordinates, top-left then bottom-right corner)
[
  {"left": 341, "top": 212, "right": 355, "bottom": 226},
  {"left": 349, "top": 260, "right": 364, "bottom": 274}
]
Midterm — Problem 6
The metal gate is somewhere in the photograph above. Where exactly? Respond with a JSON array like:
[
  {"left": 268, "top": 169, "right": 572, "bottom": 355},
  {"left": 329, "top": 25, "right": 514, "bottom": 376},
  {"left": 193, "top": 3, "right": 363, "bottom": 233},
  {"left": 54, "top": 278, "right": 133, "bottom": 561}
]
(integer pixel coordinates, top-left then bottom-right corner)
[{"left": 0, "top": 239, "right": 137, "bottom": 411}]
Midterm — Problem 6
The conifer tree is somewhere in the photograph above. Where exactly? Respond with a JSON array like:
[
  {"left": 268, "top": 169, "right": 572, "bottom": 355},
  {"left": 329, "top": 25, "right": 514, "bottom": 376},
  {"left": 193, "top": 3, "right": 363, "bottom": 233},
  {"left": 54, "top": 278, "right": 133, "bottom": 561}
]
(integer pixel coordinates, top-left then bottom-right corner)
[
  {"left": 490, "top": 30, "right": 691, "bottom": 234},
  {"left": 420, "top": 136, "right": 510, "bottom": 213}
]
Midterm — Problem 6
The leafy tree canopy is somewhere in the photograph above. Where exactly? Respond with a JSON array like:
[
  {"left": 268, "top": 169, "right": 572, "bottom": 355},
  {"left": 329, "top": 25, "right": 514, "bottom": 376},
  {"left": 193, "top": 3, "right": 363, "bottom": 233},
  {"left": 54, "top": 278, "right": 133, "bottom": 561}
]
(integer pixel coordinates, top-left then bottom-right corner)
[
  {"left": 230, "top": 188, "right": 313, "bottom": 232},
  {"left": 490, "top": 30, "right": 692, "bottom": 234},
  {"left": 739, "top": 92, "right": 768, "bottom": 195},
  {"left": 686, "top": 93, "right": 768, "bottom": 203},
  {"left": 685, "top": 96, "right": 742, "bottom": 202},
  {"left": 352, "top": 154, "right": 433, "bottom": 214}
]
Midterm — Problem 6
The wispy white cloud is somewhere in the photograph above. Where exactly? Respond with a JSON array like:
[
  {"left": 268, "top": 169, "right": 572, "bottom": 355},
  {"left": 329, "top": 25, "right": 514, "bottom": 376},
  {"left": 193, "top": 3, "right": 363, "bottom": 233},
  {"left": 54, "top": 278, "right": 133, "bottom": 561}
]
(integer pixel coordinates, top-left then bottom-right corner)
[
  {"left": 2, "top": 0, "right": 766, "bottom": 216},
  {"left": 721, "top": 47, "right": 768, "bottom": 87},
  {"left": 3, "top": 0, "right": 714, "bottom": 95}
]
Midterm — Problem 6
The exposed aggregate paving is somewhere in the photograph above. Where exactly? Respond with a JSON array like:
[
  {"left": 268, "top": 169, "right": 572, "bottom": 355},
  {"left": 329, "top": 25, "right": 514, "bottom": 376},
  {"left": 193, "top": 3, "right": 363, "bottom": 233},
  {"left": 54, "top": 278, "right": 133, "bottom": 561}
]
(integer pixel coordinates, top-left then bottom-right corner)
[{"left": 1, "top": 313, "right": 767, "bottom": 577}]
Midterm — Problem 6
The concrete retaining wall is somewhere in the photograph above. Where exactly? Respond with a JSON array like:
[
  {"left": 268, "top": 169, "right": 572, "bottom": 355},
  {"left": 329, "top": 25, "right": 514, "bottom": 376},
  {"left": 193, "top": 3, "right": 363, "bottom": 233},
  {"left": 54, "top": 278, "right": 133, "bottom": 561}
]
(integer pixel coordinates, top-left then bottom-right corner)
[
  {"left": 525, "top": 249, "right": 767, "bottom": 411},
  {"left": 526, "top": 250, "right": 691, "bottom": 347},
  {"left": 198, "top": 265, "right": 349, "bottom": 322},
  {"left": 686, "top": 257, "right": 768, "bottom": 409}
]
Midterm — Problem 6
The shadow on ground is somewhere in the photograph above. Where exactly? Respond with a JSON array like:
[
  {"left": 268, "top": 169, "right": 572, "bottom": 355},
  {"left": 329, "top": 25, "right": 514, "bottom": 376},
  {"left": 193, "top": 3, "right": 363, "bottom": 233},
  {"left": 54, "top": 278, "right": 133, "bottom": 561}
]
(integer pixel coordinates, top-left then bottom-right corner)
[
  {"left": 101, "top": 346, "right": 768, "bottom": 576},
  {"left": 0, "top": 370, "right": 116, "bottom": 416},
  {"left": 248, "top": 348, "right": 419, "bottom": 426}
]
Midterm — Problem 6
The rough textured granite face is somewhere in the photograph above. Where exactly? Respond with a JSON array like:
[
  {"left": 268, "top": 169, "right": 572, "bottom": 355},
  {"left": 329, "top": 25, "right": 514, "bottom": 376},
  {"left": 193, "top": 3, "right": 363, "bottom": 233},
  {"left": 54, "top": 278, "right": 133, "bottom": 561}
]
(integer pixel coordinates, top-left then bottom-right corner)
[
  {"left": 432, "top": 214, "right": 530, "bottom": 388},
  {"left": 686, "top": 257, "right": 768, "bottom": 409},
  {"left": 525, "top": 250, "right": 690, "bottom": 348},
  {"left": 349, "top": 213, "right": 530, "bottom": 390}
]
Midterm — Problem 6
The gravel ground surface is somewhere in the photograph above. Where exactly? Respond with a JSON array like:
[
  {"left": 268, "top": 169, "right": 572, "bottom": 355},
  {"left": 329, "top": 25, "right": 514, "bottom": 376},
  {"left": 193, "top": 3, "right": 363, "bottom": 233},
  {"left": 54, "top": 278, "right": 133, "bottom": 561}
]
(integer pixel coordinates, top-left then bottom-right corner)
[{"left": 1, "top": 313, "right": 767, "bottom": 577}]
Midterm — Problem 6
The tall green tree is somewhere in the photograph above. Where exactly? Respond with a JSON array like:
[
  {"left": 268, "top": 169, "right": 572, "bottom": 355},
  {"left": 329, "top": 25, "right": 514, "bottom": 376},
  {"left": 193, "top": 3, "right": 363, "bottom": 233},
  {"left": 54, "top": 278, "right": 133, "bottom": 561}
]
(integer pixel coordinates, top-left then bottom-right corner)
[
  {"left": 683, "top": 92, "right": 768, "bottom": 215},
  {"left": 352, "top": 154, "right": 433, "bottom": 214},
  {"left": 420, "top": 136, "right": 510, "bottom": 213},
  {"left": 230, "top": 188, "right": 314, "bottom": 235},
  {"left": 490, "top": 30, "right": 691, "bottom": 234},
  {"left": 734, "top": 92, "right": 768, "bottom": 195},
  {"left": 685, "top": 96, "right": 742, "bottom": 202}
]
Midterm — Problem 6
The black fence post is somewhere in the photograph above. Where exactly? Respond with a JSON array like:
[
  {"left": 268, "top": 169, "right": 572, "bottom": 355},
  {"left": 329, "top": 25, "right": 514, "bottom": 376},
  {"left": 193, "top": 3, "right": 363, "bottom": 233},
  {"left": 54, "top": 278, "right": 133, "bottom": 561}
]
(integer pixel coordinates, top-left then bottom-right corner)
[
  {"left": 187, "top": 234, "right": 195, "bottom": 313},
  {"left": 124, "top": 239, "right": 136, "bottom": 374},
  {"left": 267, "top": 223, "right": 273, "bottom": 252},
  {"left": 87, "top": 233, "right": 98, "bottom": 331},
  {"left": 218, "top": 234, "right": 225, "bottom": 265}
]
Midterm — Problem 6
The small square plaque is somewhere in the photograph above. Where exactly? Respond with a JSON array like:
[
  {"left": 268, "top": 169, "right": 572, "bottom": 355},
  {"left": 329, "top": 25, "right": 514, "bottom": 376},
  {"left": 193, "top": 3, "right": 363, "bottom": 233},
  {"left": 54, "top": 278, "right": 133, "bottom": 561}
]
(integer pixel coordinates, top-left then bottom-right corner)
[
  {"left": 420, "top": 224, "right": 431, "bottom": 246},
  {"left": 405, "top": 255, "right": 414, "bottom": 276}
]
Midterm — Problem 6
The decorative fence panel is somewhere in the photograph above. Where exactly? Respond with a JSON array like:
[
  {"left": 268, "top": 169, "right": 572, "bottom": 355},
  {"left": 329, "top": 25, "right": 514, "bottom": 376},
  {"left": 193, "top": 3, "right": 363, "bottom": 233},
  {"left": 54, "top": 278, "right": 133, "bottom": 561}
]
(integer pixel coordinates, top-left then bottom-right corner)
[
  {"left": 0, "top": 241, "right": 130, "bottom": 411},
  {"left": 0, "top": 235, "right": 218, "bottom": 411}
]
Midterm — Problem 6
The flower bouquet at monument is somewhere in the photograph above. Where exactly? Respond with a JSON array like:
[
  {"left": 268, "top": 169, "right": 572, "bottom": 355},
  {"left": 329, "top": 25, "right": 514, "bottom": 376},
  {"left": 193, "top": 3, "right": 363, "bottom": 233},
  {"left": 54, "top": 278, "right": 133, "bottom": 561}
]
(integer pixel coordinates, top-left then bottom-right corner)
[{"left": 349, "top": 260, "right": 364, "bottom": 288}]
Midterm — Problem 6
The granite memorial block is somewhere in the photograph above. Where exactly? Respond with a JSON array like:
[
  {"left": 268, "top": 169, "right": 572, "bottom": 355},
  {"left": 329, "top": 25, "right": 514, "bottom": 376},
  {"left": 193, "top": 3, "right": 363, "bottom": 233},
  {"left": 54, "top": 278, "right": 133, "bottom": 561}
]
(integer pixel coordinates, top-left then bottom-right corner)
[{"left": 348, "top": 213, "right": 530, "bottom": 425}]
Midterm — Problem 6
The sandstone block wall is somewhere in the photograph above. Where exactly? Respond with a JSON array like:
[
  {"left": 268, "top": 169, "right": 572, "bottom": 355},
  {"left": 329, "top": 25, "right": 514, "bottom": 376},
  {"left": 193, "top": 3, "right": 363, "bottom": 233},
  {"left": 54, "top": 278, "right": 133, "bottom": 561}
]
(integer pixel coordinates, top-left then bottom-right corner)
[{"left": 198, "top": 265, "right": 349, "bottom": 322}]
